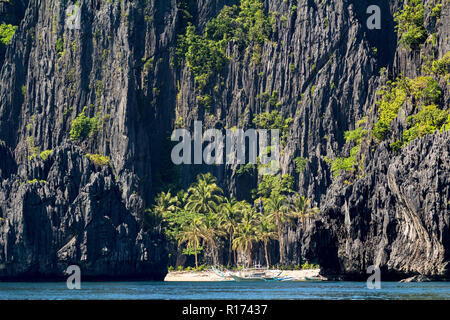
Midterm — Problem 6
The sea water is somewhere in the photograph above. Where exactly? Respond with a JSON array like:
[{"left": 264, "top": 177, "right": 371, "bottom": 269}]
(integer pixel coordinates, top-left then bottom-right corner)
[{"left": 0, "top": 281, "right": 449, "bottom": 300}]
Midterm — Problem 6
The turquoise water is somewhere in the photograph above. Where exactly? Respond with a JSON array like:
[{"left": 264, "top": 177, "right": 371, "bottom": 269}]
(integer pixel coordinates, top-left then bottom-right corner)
[{"left": 0, "top": 281, "right": 449, "bottom": 300}]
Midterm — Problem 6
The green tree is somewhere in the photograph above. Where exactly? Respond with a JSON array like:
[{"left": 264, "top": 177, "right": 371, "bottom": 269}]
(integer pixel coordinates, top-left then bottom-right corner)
[
  {"left": 153, "top": 191, "right": 178, "bottom": 217},
  {"left": 253, "top": 111, "right": 293, "bottom": 147},
  {"left": 264, "top": 192, "right": 289, "bottom": 265},
  {"left": 205, "top": 5, "right": 239, "bottom": 42},
  {"left": 233, "top": 208, "right": 258, "bottom": 267},
  {"left": 69, "top": 107, "right": 99, "bottom": 141},
  {"left": 178, "top": 215, "right": 206, "bottom": 268},
  {"left": 173, "top": 190, "right": 188, "bottom": 211},
  {"left": 151, "top": 191, "right": 185, "bottom": 241},
  {"left": 394, "top": 0, "right": 427, "bottom": 49},
  {"left": 219, "top": 197, "right": 241, "bottom": 266},
  {"left": 185, "top": 173, "right": 224, "bottom": 214},
  {"left": 0, "top": 23, "right": 17, "bottom": 46},
  {"left": 290, "top": 194, "right": 319, "bottom": 224},
  {"left": 179, "top": 24, "right": 228, "bottom": 90},
  {"left": 294, "top": 157, "right": 308, "bottom": 173},
  {"left": 185, "top": 173, "right": 224, "bottom": 265},
  {"left": 372, "top": 80, "right": 407, "bottom": 141},
  {"left": 254, "top": 174, "right": 294, "bottom": 199},
  {"left": 256, "top": 215, "right": 277, "bottom": 267},
  {"left": 406, "top": 76, "right": 442, "bottom": 105},
  {"left": 330, "top": 145, "right": 359, "bottom": 177},
  {"left": 403, "top": 104, "right": 449, "bottom": 144},
  {"left": 201, "top": 211, "right": 225, "bottom": 266}
]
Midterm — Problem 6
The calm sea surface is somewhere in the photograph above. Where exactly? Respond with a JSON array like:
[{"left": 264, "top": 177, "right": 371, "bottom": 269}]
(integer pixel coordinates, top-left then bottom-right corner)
[{"left": 0, "top": 281, "right": 449, "bottom": 300}]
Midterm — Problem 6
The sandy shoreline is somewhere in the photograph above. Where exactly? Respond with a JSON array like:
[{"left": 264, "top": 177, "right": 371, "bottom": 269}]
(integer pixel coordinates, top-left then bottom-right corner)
[{"left": 164, "top": 269, "right": 321, "bottom": 281}]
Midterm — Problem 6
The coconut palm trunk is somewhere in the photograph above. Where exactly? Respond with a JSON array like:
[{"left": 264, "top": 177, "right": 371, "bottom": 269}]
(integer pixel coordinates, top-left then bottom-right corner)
[
  {"left": 277, "top": 217, "right": 284, "bottom": 265},
  {"left": 264, "top": 241, "right": 270, "bottom": 268},
  {"left": 228, "top": 234, "right": 233, "bottom": 267},
  {"left": 210, "top": 241, "right": 217, "bottom": 265},
  {"left": 194, "top": 244, "right": 198, "bottom": 269}
]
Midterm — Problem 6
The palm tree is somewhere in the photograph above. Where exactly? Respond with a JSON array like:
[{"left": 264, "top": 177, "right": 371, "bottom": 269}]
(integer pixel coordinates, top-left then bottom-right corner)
[
  {"left": 178, "top": 215, "right": 205, "bottom": 268},
  {"left": 201, "top": 212, "right": 225, "bottom": 266},
  {"left": 264, "top": 192, "right": 289, "bottom": 265},
  {"left": 173, "top": 190, "right": 188, "bottom": 212},
  {"left": 256, "top": 216, "right": 277, "bottom": 268},
  {"left": 233, "top": 218, "right": 257, "bottom": 267},
  {"left": 153, "top": 191, "right": 177, "bottom": 217},
  {"left": 185, "top": 173, "right": 224, "bottom": 214},
  {"left": 290, "top": 194, "right": 319, "bottom": 224},
  {"left": 185, "top": 173, "right": 225, "bottom": 265},
  {"left": 219, "top": 197, "right": 241, "bottom": 267}
]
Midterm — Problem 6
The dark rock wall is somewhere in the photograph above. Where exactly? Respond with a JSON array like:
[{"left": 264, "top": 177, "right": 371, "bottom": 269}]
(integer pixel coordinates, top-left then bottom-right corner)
[
  {"left": 299, "top": 1, "right": 450, "bottom": 279},
  {"left": 0, "top": 143, "right": 167, "bottom": 280},
  {"left": 0, "top": 0, "right": 448, "bottom": 279},
  {"left": 0, "top": 0, "right": 174, "bottom": 280},
  {"left": 302, "top": 131, "right": 449, "bottom": 280}
]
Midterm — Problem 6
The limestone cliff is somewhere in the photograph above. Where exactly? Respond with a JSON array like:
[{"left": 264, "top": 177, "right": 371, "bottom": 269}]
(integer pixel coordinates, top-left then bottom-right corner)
[{"left": 0, "top": 0, "right": 448, "bottom": 279}]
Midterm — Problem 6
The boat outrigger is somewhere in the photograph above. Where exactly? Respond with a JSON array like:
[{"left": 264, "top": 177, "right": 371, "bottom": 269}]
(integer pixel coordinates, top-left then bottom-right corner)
[
  {"left": 212, "top": 266, "right": 294, "bottom": 282},
  {"left": 304, "top": 275, "right": 327, "bottom": 281}
]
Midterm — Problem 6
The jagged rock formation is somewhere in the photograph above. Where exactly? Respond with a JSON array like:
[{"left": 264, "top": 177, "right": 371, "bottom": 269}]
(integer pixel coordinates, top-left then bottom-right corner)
[
  {"left": 0, "top": 0, "right": 174, "bottom": 280},
  {"left": 0, "top": 0, "right": 448, "bottom": 280},
  {"left": 302, "top": 131, "right": 449, "bottom": 280},
  {"left": 297, "top": 0, "right": 450, "bottom": 280},
  {"left": 0, "top": 142, "right": 167, "bottom": 280},
  {"left": 175, "top": 0, "right": 388, "bottom": 201},
  {"left": 0, "top": 0, "right": 29, "bottom": 63}
]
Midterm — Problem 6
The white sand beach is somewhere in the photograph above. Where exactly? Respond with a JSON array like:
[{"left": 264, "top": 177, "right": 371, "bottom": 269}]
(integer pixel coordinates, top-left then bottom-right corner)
[{"left": 164, "top": 268, "right": 321, "bottom": 281}]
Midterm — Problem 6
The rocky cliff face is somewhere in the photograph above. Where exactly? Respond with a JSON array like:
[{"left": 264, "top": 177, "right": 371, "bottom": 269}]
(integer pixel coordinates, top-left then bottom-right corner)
[
  {"left": 0, "top": 0, "right": 448, "bottom": 279},
  {"left": 0, "top": 142, "right": 167, "bottom": 280},
  {"left": 296, "top": 0, "right": 450, "bottom": 280},
  {"left": 175, "top": 0, "right": 385, "bottom": 201},
  {"left": 301, "top": 131, "right": 450, "bottom": 280},
  {"left": 0, "top": 0, "right": 28, "bottom": 63},
  {"left": 0, "top": 0, "right": 173, "bottom": 280}
]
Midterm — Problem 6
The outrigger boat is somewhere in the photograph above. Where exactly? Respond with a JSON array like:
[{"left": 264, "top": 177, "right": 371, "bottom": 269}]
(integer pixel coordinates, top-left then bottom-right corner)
[
  {"left": 212, "top": 266, "right": 294, "bottom": 282},
  {"left": 304, "top": 275, "right": 327, "bottom": 281},
  {"left": 262, "top": 276, "right": 295, "bottom": 282}
]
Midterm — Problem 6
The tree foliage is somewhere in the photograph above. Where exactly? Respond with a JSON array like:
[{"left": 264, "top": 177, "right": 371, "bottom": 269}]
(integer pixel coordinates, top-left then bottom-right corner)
[
  {"left": 372, "top": 80, "right": 407, "bottom": 141},
  {"left": 294, "top": 157, "right": 308, "bottom": 173},
  {"left": 431, "top": 52, "right": 450, "bottom": 76},
  {"left": 85, "top": 153, "right": 110, "bottom": 167},
  {"left": 0, "top": 23, "right": 17, "bottom": 46},
  {"left": 403, "top": 104, "right": 449, "bottom": 144},
  {"left": 178, "top": 24, "right": 228, "bottom": 90},
  {"left": 151, "top": 172, "right": 317, "bottom": 268},
  {"left": 372, "top": 51, "right": 448, "bottom": 150},
  {"left": 331, "top": 146, "right": 359, "bottom": 177},
  {"left": 331, "top": 120, "right": 367, "bottom": 178},
  {"left": 69, "top": 107, "right": 99, "bottom": 141},
  {"left": 253, "top": 110, "right": 293, "bottom": 146},
  {"left": 394, "top": 0, "right": 427, "bottom": 49},
  {"left": 177, "top": 0, "right": 272, "bottom": 90}
]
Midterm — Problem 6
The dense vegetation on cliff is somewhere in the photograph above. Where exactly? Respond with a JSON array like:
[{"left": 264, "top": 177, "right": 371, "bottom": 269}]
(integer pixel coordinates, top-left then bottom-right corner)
[
  {"left": 0, "top": 0, "right": 448, "bottom": 279},
  {"left": 152, "top": 172, "right": 318, "bottom": 268}
]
